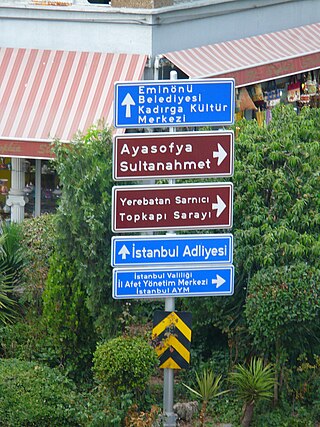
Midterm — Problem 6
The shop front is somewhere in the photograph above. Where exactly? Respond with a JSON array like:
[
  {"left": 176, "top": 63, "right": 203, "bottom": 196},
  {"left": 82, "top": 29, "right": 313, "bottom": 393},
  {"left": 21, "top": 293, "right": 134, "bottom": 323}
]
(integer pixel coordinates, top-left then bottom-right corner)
[
  {"left": 163, "top": 22, "right": 320, "bottom": 124},
  {"left": 0, "top": 48, "right": 147, "bottom": 223}
]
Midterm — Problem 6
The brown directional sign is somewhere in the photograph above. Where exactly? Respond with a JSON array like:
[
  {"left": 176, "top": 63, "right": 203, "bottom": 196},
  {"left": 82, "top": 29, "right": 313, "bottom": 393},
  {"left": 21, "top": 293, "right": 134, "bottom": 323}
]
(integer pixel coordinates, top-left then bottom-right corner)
[
  {"left": 112, "top": 182, "right": 233, "bottom": 232},
  {"left": 113, "top": 131, "right": 234, "bottom": 180}
]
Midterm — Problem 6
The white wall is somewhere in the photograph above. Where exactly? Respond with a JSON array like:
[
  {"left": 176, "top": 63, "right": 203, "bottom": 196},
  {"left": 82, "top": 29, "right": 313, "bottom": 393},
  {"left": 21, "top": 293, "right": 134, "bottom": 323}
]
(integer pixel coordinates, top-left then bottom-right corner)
[{"left": 0, "top": 0, "right": 320, "bottom": 57}]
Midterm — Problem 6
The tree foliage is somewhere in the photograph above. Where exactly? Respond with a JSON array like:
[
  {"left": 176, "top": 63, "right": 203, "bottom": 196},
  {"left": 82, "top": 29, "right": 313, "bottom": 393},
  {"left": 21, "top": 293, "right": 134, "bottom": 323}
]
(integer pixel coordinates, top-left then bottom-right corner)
[
  {"left": 182, "top": 105, "right": 320, "bottom": 361},
  {"left": 93, "top": 336, "right": 158, "bottom": 396},
  {"left": 20, "top": 214, "right": 56, "bottom": 311},
  {"left": 0, "top": 223, "right": 25, "bottom": 324},
  {"left": 245, "top": 263, "right": 320, "bottom": 354},
  {"left": 43, "top": 124, "right": 117, "bottom": 379},
  {"left": 236, "top": 106, "right": 320, "bottom": 358},
  {"left": 0, "top": 358, "right": 82, "bottom": 426}
]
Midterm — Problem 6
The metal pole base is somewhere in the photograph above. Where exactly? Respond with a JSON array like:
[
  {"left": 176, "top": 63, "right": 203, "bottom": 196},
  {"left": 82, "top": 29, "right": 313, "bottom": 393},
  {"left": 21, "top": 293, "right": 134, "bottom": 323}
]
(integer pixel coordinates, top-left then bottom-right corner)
[{"left": 162, "top": 412, "right": 177, "bottom": 427}]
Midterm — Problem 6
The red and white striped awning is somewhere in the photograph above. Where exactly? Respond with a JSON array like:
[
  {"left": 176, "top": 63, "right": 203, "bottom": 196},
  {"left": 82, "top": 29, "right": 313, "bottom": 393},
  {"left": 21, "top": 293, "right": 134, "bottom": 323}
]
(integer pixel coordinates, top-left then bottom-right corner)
[
  {"left": 164, "top": 23, "right": 320, "bottom": 87},
  {"left": 0, "top": 48, "right": 147, "bottom": 158}
]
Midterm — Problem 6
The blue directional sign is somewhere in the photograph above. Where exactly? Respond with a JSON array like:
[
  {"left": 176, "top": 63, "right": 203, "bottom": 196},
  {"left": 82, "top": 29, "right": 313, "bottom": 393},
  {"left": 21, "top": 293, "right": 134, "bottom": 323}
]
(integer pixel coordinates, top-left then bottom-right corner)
[
  {"left": 111, "top": 234, "right": 233, "bottom": 267},
  {"left": 114, "top": 78, "right": 235, "bottom": 128},
  {"left": 113, "top": 265, "right": 234, "bottom": 299}
]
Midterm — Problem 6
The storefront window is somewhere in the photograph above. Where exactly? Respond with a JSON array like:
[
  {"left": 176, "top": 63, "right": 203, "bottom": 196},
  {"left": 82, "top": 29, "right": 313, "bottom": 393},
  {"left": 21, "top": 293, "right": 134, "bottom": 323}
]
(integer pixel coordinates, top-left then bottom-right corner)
[
  {"left": 235, "top": 68, "right": 320, "bottom": 126},
  {"left": 87, "top": 0, "right": 110, "bottom": 3},
  {"left": 24, "top": 160, "right": 61, "bottom": 217},
  {"left": 31, "top": 1, "right": 73, "bottom": 5}
]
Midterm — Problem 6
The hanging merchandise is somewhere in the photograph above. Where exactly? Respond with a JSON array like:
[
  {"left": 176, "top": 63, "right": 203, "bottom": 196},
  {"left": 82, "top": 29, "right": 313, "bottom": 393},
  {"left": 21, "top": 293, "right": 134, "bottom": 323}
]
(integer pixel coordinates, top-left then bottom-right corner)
[
  {"left": 0, "top": 179, "right": 8, "bottom": 195},
  {"left": 305, "top": 71, "right": 317, "bottom": 96},
  {"left": 311, "top": 70, "right": 320, "bottom": 108},
  {"left": 252, "top": 83, "right": 264, "bottom": 102},
  {"left": 300, "top": 73, "right": 310, "bottom": 105},
  {"left": 287, "top": 78, "right": 300, "bottom": 103},
  {"left": 255, "top": 109, "right": 265, "bottom": 127},
  {"left": 237, "top": 87, "right": 257, "bottom": 111},
  {"left": 266, "top": 109, "right": 272, "bottom": 125},
  {"left": 264, "top": 81, "right": 282, "bottom": 107}
]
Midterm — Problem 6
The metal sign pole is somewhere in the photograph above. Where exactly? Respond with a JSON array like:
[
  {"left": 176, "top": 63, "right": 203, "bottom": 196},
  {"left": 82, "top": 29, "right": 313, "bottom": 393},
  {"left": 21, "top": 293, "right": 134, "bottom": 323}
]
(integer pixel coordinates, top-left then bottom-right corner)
[{"left": 163, "top": 70, "right": 178, "bottom": 427}]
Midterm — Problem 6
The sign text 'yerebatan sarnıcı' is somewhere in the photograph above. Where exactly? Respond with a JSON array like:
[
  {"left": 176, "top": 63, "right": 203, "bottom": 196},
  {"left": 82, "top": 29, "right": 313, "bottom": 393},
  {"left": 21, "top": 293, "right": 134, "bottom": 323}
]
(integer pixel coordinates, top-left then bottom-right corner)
[
  {"left": 112, "top": 182, "right": 233, "bottom": 232},
  {"left": 114, "top": 79, "right": 235, "bottom": 128}
]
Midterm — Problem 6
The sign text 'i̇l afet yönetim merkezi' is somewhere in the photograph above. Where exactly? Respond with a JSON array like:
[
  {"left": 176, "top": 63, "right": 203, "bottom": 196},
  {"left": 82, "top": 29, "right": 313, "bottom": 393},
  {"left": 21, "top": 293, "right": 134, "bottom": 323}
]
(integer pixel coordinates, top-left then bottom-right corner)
[{"left": 113, "top": 265, "right": 235, "bottom": 299}]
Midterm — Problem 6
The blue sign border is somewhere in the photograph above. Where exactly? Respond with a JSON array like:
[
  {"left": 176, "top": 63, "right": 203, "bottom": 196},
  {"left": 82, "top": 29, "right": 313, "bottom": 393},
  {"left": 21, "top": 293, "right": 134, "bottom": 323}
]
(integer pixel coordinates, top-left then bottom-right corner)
[
  {"left": 113, "top": 265, "right": 234, "bottom": 299},
  {"left": 114, "top": 78, "right": 235, "bottom": 128},
  {"left": 111, "top": 234, "right": 233, "bottom": 267}
]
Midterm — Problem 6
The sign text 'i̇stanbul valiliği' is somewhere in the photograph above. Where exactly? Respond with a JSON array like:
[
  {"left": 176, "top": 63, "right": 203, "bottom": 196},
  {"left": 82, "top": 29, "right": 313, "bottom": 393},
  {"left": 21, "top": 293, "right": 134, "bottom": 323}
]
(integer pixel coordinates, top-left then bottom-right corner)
[{"left": 112, "top": 77, "right": 235, "bottom": 299}]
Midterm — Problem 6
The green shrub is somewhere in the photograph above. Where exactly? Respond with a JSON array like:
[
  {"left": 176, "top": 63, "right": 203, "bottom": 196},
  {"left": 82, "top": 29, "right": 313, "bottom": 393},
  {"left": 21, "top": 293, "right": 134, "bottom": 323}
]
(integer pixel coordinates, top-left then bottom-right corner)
[
  {"left": 93, "top": 336, "right": 158, "bottom": 396},
  {"left": 0, "top": 358, "right": 83, "bottom": 426},
  {"left": 82, "top": 390, "right": 134, "bottom": 427},
  {"left": 0, "top": 222, "right": 25, "bottom": 324},
  {"left": 43, "top": 253, "right": 96, "bottom": 381},
  {"left": 252, "top": 407, "right": 314, "bottom": 427},
  {"left": 20, "top": 213, "right": 56, "bottom": 311},
  {"left": 0, "top": 319, "right": 59, "bottom": 367}
]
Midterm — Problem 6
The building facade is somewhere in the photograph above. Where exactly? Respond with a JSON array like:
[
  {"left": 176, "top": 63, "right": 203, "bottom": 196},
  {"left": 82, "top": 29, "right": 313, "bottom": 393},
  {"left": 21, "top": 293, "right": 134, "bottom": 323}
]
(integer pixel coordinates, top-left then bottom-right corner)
[{"left": 1, "top": 0, "right": 320, "bottom": 221}]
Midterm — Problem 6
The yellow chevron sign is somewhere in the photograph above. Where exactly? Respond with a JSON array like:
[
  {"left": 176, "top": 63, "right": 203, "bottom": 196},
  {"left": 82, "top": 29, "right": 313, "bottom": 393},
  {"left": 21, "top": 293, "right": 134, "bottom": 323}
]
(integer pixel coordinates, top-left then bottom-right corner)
[{"left": 152, "top": 311, "right": 192, "bottom": 369}]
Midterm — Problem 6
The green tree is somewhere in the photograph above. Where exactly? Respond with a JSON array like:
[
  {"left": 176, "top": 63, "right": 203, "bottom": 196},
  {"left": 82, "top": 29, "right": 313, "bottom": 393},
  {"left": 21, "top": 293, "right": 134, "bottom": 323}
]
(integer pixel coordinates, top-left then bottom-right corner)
[
  {"left": 182, "top": 105, "right": 320, "bottom": 367},
  {"left": 229, "top": 357, "right": 274, "bottom": 427},
  {"left": 20, "top": 214, "right": 56, "bottom": 313},
  {"left": 93, "top": 336, "right": 158, "bottom": 398},
  {"left": 0, "top": 358, "right": 83, "bottom": 426},
  {"left": 183, "top": 369, "right": 228, "bottom": 426},
  {"left": 0, "top": 223, "right": 25, "bottom": 324},
  {"left": 43, "top": 124, "right": 117, "bottom": 380}
]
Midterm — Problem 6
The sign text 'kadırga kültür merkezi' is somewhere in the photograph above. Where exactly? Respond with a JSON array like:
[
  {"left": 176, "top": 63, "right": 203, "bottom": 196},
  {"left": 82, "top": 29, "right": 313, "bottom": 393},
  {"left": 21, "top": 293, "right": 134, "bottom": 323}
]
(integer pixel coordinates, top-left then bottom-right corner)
[{"left": 114, "top": 79, "right": 235, "bottom": 128}]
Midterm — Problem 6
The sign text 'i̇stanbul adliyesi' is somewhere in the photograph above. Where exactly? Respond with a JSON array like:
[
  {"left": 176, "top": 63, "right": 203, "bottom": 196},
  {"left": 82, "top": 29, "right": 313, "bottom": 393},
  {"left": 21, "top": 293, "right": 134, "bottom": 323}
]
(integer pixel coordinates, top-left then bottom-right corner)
[{"left": 112, "top": 77, "right": 235, "bottom": 299}]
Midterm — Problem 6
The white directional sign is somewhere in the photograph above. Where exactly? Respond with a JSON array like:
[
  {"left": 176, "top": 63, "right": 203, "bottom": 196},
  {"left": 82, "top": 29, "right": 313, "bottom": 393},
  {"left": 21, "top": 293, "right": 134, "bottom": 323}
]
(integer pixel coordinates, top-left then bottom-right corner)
[{"left": 114, "top": 78, "right": 235, "bottom": 128}]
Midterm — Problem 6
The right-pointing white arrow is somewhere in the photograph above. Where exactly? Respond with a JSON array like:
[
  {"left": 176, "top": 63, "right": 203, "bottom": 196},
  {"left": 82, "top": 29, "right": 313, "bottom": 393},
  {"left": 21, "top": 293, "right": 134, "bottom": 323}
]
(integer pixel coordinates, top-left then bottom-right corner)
[
  {"left": 212, "top": 195, "right": 226, "bottom": 217},
  {"left": 121, "top": 93, "right": 135, "bottom": 118},
  {"left": 118, "top": 244, "right": 130, "bottom": 260},
  {"left": 213, "top": 143, "right": 228, "bottom": 166},
  {"left": 212, "top": 275, "right": 226, "bottom": 288}
]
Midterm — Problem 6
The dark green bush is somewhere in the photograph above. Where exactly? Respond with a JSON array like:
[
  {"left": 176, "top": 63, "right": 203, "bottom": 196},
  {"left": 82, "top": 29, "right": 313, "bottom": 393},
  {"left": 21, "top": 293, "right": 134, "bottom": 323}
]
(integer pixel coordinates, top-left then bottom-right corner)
[
  {"left": 82, "top": 390, "right": 134, "bottom": 427},
  {"left": 252, "top": 408, "right": 314, "bottom": 427},
  {"left": 93, "top": 336, "right": 158, "bottom": 395},
  {"left": 0, "top": 358, "right": 83, "bottom": 426},
  {"left": 0, "top": 319, "right": 59, "bottom": 367},
  {"left": 20, "top": 213, "right": 56, "bottom": 311}
]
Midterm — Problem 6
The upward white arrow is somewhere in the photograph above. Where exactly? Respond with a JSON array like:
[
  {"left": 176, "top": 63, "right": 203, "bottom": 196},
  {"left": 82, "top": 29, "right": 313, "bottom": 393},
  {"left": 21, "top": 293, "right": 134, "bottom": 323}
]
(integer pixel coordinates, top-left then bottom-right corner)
[
  {"left": 212, "top": 195, "right": 226, "bottom": 217},
  {"left": 121, "top": 93, "right": 135, "bottom": 118},
  {"left": 118, "top": 244, "right": 130, "bottom": 260},
  {"left": 212, "top": 275, "right": 226, "bottom": 288},
  {"left": 213, "top": 143, "right": 227, "bottom": 166}
]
